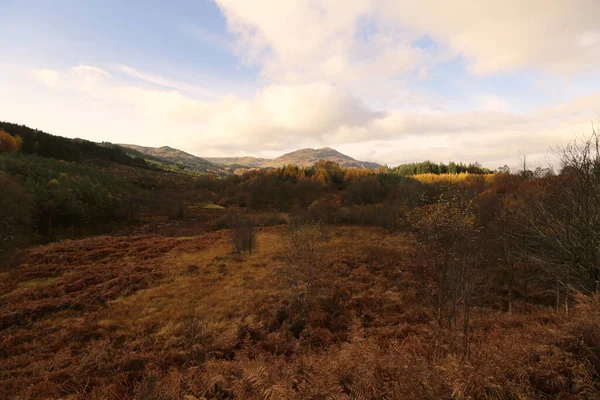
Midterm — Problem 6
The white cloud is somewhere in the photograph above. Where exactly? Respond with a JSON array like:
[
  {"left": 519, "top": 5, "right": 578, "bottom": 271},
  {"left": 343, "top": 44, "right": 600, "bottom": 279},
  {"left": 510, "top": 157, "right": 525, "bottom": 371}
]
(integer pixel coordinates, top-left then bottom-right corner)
[
  {"left": 380, "top": 0, "right": 600, "bottom": 74},
  {"left": 214, "top": 0, "right": 424, "bottom": 95},
  {"left": 214, "top": 0, "right": 600, "bottom": 86},
  {"left": 33, "top": 69, "right": 61, "bottom": 87},
  {"left": 116, "top": 65, "right": 220, "bottom": 99}
]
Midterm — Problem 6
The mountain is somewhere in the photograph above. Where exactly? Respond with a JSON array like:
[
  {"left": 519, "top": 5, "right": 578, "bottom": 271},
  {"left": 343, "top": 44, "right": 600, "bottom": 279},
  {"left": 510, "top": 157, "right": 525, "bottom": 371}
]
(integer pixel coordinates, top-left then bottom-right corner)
[
  {"left": 118, "top": 144, "right": 227, "bottom": 175},
  {"left": 207, "top": 147, "right": 380, "bottom": 169},
  {"left": 203, "top": 156, "right": 270, "bottom": 168},
  {"left": 266, "top": 147, "right": 380, "bottom": 169}
]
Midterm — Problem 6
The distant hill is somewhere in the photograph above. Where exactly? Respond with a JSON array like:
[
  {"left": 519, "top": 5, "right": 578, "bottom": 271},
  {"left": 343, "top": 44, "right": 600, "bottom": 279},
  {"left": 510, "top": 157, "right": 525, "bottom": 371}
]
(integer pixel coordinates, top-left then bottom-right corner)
[
  {"left": 204, "top": 156, "right": 270, "bottom": 168},
  {"left": 207, "top": 147, "right": 380, "bottom": 169},
  {"left": 118, "top": 144, "right": 227, "bottom": 175},
  {"left": 266, "top": 147, "right": 380, "bottom": 169}
]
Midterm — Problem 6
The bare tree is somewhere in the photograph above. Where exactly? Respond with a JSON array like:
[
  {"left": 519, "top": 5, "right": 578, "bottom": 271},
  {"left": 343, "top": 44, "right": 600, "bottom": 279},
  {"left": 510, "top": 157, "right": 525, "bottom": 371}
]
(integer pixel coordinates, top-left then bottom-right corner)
[
  {"left": 516, "top": 127, "right": 600, "bottom": 314},
  {"left": 280, "top": 221, "right": 327, "bottom": 311},
  {"left": 411, "top": 192, "right": 482, "bottom": 355},
  {"left": 232, "top": 214, "right": 255, "bottom": 255}
]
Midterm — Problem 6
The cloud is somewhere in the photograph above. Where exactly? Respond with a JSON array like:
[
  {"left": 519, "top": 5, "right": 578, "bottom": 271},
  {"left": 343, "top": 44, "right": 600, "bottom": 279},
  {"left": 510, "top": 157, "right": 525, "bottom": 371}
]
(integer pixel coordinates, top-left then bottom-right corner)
[
  {"left": 33, "top": 69, "right": 61, "bottom": 87},
  {"left": 116, "top": 65, "right": 220, "bottom": 99},
  {"left": 214, "top": 0, "right": 600, "bottom": 86},
  {"left": 33, "top": 65, "right": 112, "bottom": 90},
  {"left": 381, "top": 0, "right": 600, "bottom": 74},
  {"left": 214, "top": 0, "right": 424, "bottom": 94}
]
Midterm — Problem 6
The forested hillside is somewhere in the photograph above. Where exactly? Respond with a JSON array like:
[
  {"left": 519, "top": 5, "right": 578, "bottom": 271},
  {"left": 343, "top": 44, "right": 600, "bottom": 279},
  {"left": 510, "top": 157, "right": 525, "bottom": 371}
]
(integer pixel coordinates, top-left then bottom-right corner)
[{"left": 0, "top": 122, "right": 149, "bottom": 167}]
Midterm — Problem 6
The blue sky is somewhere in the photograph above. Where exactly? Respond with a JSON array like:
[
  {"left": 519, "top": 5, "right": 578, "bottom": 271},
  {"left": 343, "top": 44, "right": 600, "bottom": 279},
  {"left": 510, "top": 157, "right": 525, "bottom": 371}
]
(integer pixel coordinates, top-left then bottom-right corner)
[{"left": 1, "top": 0, "right": 599, "bottom": 168}]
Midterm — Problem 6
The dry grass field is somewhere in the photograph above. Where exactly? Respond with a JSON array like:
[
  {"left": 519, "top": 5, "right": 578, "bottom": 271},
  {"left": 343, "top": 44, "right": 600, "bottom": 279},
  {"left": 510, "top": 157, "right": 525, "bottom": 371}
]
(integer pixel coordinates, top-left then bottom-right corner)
[{"left": 1, "top": 214, "right": 599, "bottom": 399}]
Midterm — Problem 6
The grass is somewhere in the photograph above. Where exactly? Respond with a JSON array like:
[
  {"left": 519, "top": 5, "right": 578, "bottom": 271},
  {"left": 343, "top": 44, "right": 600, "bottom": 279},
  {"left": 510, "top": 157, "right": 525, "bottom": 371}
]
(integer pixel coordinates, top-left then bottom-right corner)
[
  {"left": 0, "top": 221, "right": 598, "bottom": 399},
  {"left": 16, "top": 277, "right": 60, "bottom": 289},
  {"left": 201, "top": 203, "right": 226, "bottom": 209}
]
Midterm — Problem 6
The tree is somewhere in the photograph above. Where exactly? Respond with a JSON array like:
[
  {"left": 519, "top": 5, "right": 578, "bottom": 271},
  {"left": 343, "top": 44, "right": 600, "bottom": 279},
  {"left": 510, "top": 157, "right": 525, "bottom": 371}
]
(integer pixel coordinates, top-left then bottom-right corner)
[
  {"left": 517, "top": 128, "right": 600, "bottom": 313},
  {"left": 232, "top": 214, "right": 255, "bottom": 255},
  {"left": 280, "top": 221, "right": 327, "bottom": 311},
  {"left": 0, "top": 174, "right": 32, "bottom": 254},
  {"left": 411, "top": 193, "right": 481, "bottom": 355},
  {"left": 0, "top": 130, "right": 21, "bottom": 153}
]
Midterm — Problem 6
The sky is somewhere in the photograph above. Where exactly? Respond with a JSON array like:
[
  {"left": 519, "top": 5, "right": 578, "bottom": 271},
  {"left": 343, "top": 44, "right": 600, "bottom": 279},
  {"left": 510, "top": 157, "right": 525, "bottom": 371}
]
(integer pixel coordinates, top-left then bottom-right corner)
[{"left": 1, "top": 0, "right": 599, "bottom": 169}]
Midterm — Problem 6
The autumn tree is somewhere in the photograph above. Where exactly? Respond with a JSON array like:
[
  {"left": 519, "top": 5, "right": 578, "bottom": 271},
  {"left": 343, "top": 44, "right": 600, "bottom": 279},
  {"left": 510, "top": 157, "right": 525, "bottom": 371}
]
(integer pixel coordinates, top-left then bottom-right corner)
[{"left": 0, "top": 130, "right": 22, "bottom": 153}]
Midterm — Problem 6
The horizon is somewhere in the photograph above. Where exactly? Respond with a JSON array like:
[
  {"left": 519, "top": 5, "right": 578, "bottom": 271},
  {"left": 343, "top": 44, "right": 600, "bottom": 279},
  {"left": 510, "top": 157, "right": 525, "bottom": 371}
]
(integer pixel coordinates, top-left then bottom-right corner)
[{"left": 1, "top": 1, "right": 599, "bottom": 170}]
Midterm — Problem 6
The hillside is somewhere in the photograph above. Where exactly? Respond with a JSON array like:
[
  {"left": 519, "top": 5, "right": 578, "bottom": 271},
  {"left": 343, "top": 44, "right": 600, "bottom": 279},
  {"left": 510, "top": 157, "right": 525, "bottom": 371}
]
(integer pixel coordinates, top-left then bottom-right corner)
[
  {"left": 119, "top": 144, "right": 227, "bottom": 175},
  {"left": 203, "top": 156, "right": 270, "bottom": 168},
  {"left": 207, "top": 147, "right": 380, "bottom": 169},
  {"left": 0, "top": 121, "right": 149, "bottom": 168}
]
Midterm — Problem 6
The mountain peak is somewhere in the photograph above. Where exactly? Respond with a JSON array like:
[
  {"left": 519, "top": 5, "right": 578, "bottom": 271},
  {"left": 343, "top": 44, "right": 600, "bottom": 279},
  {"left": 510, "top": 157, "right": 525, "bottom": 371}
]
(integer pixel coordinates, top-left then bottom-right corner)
[{"left": 266, "top": 147, "right": 379, "bottom": 169}]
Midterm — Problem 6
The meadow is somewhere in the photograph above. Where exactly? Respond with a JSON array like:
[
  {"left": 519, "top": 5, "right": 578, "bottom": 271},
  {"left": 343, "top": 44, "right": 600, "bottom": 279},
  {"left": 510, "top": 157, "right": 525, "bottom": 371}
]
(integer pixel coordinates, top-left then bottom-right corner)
[{"left": 1, "top": 212, "right": 599, "bottom": 399}]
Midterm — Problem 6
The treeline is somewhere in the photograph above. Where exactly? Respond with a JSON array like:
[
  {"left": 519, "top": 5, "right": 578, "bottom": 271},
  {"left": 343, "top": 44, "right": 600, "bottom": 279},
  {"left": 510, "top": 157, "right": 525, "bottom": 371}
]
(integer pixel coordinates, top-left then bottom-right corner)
[
  {"left": 0, "top": 148, "right": 494, "bottom": 252},
  {"left": 390, "top": 160, "right": 493, "bottom": 176},
  {"left": 195, "top": 160, "right": 492, "bottom": 228},
  {"left": 0, "top": 122, "right": 149, "bottom": 168}
]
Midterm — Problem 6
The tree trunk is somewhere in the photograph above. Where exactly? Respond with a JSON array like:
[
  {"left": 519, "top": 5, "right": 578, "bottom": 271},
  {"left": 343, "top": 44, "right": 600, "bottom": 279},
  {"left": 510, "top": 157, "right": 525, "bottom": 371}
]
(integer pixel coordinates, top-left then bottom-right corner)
[
  {"left": 564, "top": 276, "right": 569, "bottom": 317},
  {"left": 463, "top": 298, "right": 470, "bottom": 358},
  {"left": 508, "top": 269, "right": 513, "bottom": 314},
  {"left": 522, "top": 259, "right": 529, "bottom": 313},
  {"left": 555, "top": 277, "right": 560, "bottom": 313}
]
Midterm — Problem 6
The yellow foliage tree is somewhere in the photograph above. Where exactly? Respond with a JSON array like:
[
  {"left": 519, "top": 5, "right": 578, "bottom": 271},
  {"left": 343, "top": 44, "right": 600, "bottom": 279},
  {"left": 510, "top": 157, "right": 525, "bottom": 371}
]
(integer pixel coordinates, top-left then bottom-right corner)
[{"left": 0, "top": 130, "right": 20, "bottom": 152}]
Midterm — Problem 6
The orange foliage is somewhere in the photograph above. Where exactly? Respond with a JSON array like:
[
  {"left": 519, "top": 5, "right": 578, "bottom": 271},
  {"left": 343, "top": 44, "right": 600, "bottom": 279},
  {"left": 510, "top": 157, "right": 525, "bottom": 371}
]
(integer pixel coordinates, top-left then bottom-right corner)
[{"left": 0, "top": 129, "right": 21, "bottom": 152}]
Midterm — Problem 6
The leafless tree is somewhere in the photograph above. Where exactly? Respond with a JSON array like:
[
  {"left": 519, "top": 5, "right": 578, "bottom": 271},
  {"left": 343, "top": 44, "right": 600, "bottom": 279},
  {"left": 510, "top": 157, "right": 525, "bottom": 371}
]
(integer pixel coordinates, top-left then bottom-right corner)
[
  {"left": 280, "top": 221, "right": 327, "bottom": 311},
  {"left": 411, "top": 193, "right": 482, "bottom": 356},
  {"left": 232, "top": 214, "right": 255, "bottom": 255},
  {"left": 516, "top": 127, "right": 600, "bottom": 314}
]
